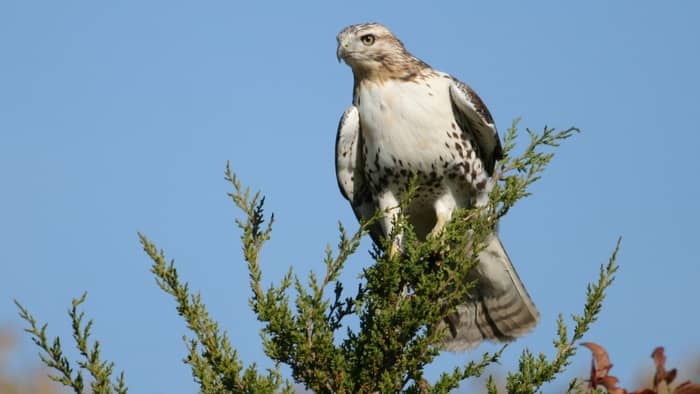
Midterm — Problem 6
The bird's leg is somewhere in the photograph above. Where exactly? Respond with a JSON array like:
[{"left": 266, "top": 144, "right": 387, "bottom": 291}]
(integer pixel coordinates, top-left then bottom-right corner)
[
  {"left": 389, "top": 236, "right": 404, "bottom": 259},
  {"left": 429, "top": 192, "right": 457, "bottom": 239},
  {"left": 377, "top": 190, "right": 402, "bottom": 258}
]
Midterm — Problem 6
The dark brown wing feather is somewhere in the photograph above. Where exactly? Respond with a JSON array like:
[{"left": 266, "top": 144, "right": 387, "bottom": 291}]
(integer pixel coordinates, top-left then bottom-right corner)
[{"left": 449, "top": 79, "right": 503, "bottom": 175}]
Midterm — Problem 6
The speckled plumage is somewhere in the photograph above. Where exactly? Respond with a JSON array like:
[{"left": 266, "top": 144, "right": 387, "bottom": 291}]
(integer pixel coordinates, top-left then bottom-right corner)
[{"left": 335, "top": 23, "right": 539, "bottom": 351}]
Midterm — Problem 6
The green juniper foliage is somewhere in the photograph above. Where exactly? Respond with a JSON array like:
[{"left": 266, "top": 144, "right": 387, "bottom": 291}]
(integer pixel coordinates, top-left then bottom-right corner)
[
  {"left": 15, "top": 120, "right": 621, "bottom": 393},
  {"left": 14, "top": 293, "right": 127, "bottom": 394}
]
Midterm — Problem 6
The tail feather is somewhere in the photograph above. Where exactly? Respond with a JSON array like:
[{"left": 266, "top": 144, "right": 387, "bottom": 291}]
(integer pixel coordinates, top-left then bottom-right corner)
[{"left": 438, "top": 233, "right": 539, "bottom": 351}]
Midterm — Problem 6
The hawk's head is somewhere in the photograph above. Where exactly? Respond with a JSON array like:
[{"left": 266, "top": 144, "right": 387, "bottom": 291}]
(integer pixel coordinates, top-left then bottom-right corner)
[{"left": 337, "top": 23, "right": 428, "bottom": 81}]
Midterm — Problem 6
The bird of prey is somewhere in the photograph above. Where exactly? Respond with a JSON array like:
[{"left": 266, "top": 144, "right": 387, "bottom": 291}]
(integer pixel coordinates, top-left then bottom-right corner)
[{"left": 334, "top": 23, "right": 539, "bottom": 351}]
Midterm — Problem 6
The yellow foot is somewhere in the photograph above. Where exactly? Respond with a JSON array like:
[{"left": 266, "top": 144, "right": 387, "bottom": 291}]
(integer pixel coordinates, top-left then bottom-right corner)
[
  {"left": 428, "top": 213, "right": 448, "bottom": 239},
  {"left": 388, "top": 240, "right": 402, "bottom": 259}
]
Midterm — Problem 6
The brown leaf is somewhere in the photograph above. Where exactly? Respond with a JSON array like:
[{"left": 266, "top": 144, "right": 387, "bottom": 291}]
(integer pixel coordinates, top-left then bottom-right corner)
[
  {"left": 418, "top": 378, "right": 429, "bottom": 394},
  {"left": 609, "top": 388, "right": 628, "bottom": 394},
  {"left": 582, "top": 342, "right": 626, "bottom": 393},
  {"left": 652, "top": 347, "right": 678, "bottom": 388},
  {"left": 600, "top": 376, "right": 620, "bottom": 387},
  {"left": 600, "top": 376, "right": 627, "bottom": 394},
  {"left": 630, "top": 389, "right": 656, "bottom": 394},
  {"left": 674, "top": 381, "right": 700, "bottom": 394},
  {"left": 582, "top": 342, "right": 614, "bottom": 377}
]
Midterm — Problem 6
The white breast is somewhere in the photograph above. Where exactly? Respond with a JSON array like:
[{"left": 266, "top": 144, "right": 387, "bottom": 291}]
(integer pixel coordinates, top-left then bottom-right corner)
[{"left": 357, "top": 76, "right": 456, "bottom": 171}]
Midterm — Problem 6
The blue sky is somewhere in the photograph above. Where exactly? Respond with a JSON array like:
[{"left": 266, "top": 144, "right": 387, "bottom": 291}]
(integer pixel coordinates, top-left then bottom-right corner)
[{"left": 2, "top": 1, "right": 699, "bottom": 392}]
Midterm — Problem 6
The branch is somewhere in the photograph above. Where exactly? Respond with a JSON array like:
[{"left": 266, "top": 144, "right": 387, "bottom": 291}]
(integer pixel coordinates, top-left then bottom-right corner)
[
  {"left": 139, "top": 232, "right": 292, "bottom": 393},
  {"left": 15, "top": 294, "right": 128, "bottom": 394},
  {"left": 504, "top": 238, "right": 621, "bottom": 394}
]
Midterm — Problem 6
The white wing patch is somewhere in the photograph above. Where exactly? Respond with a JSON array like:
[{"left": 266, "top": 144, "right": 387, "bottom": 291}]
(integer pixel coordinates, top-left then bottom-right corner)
[
  {"left": 335, "top": 105, "right": 383, "bottom": 243},
  {"left": 335, "top": 106, "right": 360, "bottom": 202}
]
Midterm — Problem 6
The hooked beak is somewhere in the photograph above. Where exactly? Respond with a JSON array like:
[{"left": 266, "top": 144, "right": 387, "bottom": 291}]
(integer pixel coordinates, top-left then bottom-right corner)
[
  {"left": 336, "top": 45, "right": 345, "bottom": 63},
  {"left": 336, "top": 34, "right": 350, "bottom": 63}
]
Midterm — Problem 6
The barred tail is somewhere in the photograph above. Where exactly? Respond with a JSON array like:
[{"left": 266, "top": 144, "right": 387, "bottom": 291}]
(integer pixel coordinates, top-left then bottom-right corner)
[{"left": 438, "top": 233, "right": 540, "bottom": 351}]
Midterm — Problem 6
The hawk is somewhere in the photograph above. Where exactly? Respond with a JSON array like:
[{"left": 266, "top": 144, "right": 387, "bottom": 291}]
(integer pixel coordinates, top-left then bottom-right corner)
[{"left": 335, "top": 23, "right": 539, "bottom": 351}]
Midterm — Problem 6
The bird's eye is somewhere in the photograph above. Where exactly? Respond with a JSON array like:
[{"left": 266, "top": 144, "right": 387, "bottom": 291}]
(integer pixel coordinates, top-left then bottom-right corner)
[{"left": 360, "top": 34, "right": 375, "bottom": 46}]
